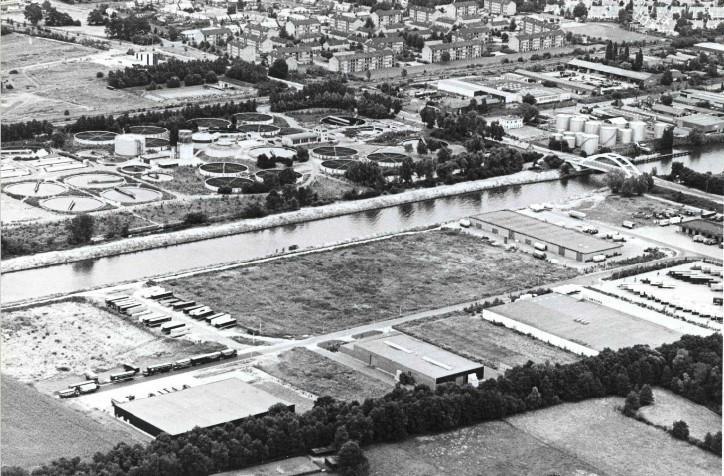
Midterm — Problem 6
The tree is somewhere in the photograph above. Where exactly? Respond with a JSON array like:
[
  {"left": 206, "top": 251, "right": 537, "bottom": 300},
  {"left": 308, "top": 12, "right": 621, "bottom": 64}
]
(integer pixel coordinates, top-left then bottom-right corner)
[
  {"left": 440, "top": 51, "right": 451, "bottom": 63},
  {"left": 334, "top": 426, "right": 350, "bottom": 449},
  {"left": 671, "top": 420, "right": 690, "bottom": 440},
  {"left": 660, "top": 70, "right": 673, "bottom": 86},
  {"left": 660, "top": 94, "right": 673, "bottom": 106},
  {"left": 24, "top": 3, "right": 43, "bottom": 25},
  {"left": 205, "top": 70, "right": 218, "bottom": 83},
  {"left": 416, "top": 139, "right": 428, "bottom": 155},
  {"left": 167, "top": 76, "right": 181, "bottom": 88},
  {"left": 633, "top": 49, "right": 644, "bottom": 71},
  {"left": 96, "top": 71, "right": 104, "bottom": 78},
  {"left": 517, "top": 103, "right": 539, "bottom": 124},
  {"left": 66, "top": 215, "right": 95, "bottom": 244},
  {"left": 639, "top": 384, "right": 654, "bottom": 406},
  {"left": 51, "top": 132, "right": 66, "bottom": 148},
  {"left": 573, "top": 2, "right": 588, "bottom": 19},
  {"left": 522, "top": 93, "right": 537, "bottom": 105},
  {"left": 526, "top": 387, "right": 543, "bottom": 410},
  {"left": 337, "top": 441, "right": 369, "bottom": 476},
  {"left": 659, "top": 126, "right": 674, "bottom": 150},
  {"left": 269, "top": 58, "right": 289, "bottom": 80},
  {"left": 623, "top": 391, "right": 640, "bottom": 416}
]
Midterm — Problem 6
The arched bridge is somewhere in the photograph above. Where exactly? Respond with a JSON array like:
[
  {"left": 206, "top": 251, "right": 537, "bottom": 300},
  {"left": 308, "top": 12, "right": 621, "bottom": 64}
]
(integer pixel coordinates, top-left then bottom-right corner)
[{"left": 565, "top": 152, "right": 642, "bottom": 178}]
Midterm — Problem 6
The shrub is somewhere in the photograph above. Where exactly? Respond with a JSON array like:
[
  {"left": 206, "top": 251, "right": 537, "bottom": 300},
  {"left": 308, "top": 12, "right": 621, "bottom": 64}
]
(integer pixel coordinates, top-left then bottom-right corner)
[
  {"left": 96, "top": 71, "right": 104, "bottom": 78},
  {"left": 623, "top": 391, "right": 640, "bottom": 416},
  {"left": 183, "top": 212, "right": 208, "bottom": 225},
  {"left": 639, "top": 384, "right": 654, "bottom": 406},
  {"left": 671, "top": 420, "right": 689, "bottom": 440}
]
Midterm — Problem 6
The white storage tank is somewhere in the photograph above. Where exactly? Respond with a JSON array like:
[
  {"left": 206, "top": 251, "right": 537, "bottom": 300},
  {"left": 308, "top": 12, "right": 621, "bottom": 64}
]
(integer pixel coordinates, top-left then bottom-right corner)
[
  {"left": 563, "top": 133, "right": 576, "bottom": 149},
  {"left": 177, "top": 129, "right": 194, "bottom": 165},
  {"left": 630, "top": 120, "right": 646, "bottom": 143},
  {"left": 575, "top": 132, "right": 586, "bottom": 147},
  {"left": 569, "top": 116, "right": 586, "bottom": 133},
  {"left": 599, "top": 126, "right": 617, "bottom": 148},
  {"left": 114, "top": 134, "right": 146, "bottom": 157},
  {"left": 555, "top": 113, "right": 572, "bottom": 132},
  {"left": 654, "top": 122, "right": 669, "bottom": 139},
  {"left": 581, "top": 134, "right": 599, "bottom": 156},
  {"left": 584, "top": 120, "right": 601, "bottom": 135},
  {"left": 618, "top": 127, "right": 633, "bottom": 144}
]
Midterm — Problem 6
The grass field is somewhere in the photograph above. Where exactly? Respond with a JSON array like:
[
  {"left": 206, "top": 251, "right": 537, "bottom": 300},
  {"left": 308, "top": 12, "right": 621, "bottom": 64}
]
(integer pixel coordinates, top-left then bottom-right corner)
[
  {"left": 1, "top": 375, "right": 148, "bottom": 469},
  {"left": 257, "top": 348, "right": 390, "bottom": 401},
  {"left": 1, "top": 33, "right": 94, "bottom": 70},
  {"left": 309, "top": 175, "right": 362, "bottom": 202},
  {"left": 1, "top": 298, "right": 220, "bottom": 383},
  {"left": 490, "top": 293, "right": 683, "bottom": 351},
  {"left": 397, "top": 313, "right": 580, "bottom": 370},
  {"left": 368, "top": 397, "right": 720, "bottom": 476},
  {"left": 560, "top": 22, "right": 654, "bottom": 42},
  {"left": 638, "top": 388, "right": 722, "bottom": 441},
  {"left": 572, "top": 194, "right": 679, "bottom": 227},
  {"left": 166, "top": 231, "right": 578, "bottom": 336}
]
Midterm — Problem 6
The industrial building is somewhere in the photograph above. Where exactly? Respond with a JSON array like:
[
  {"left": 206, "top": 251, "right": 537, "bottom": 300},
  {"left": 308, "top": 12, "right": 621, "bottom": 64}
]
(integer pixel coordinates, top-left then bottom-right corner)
[
  {"left": 112, "top": 378, "right": 294, "bottom": 437},
  {"left": 340, "top": 332, "right": 485, "bottom": 388},
  {"left": 470, "top": 210, "right": 623, "bottom": 261},
  {"left": 679, "top": 114, "right": 724, "bottom": 133},
  {"left": 437, "top": 78, "right": 570, "bottom": 104},
  {"left": 679, "top": 219, "right": 723, "bottom": 244},
  {"left": 567, "top": 59, "right": 656, "bottom": 87}
]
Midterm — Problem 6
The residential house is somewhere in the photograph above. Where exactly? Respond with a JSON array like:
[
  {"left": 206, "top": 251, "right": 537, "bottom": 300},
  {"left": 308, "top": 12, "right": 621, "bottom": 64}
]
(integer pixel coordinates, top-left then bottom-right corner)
[
  {"left": 421, "top": 40, "right": 484, "bottom": 63},
  {"left": 370, "top": 9, "right": 404, "bottom": 27},
  {"left": 330, "top": 14, "right": 365, "bottom": 33},
  {"left": 487, "top": 0, "right": 516, "bottom": 16},
  {"left": 508, "top": 29, "right": 565, "bottom": 52},
  {"left": 409, "top": 5, "right": 438, "bottom": 23},
  {"left": 364, "top": 34, "right": 404, "bottom": 53},
  {"left": 285, "top": 18, "right": 321, "bottom": 38},
  {"left": 329, "top": 49, "right": 394, "bottom": 73}
]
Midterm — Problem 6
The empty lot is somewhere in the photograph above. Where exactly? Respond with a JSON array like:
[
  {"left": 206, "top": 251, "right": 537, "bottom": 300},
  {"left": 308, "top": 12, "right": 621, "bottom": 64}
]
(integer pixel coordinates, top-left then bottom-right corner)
[{"left": 166, "top": 231, "right": 578, "bottom": 337}]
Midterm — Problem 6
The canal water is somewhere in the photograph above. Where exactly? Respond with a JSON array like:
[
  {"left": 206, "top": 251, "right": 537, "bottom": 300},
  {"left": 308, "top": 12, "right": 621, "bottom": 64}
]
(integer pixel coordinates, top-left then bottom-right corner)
[{"left": 637, "top": 145, "right": 724, "bottom": 175}]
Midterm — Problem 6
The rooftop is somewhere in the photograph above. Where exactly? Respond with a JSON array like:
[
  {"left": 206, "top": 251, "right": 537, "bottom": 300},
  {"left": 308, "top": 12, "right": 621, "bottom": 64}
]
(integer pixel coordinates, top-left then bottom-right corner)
[
  {"left": 680, "top": 219, "right": 723, "bottom": 238},
  {"left": 568, "top": 59, "right": 653, "bottom": 82},
  {"left": 472, "top": 210, "right": 623, "bottom": 255},
  {"left": 680, "top": 114, "right": 724, "bottom": 127},
  {"left": 113, "top": 378, "right": 291, "bottom": 436}
]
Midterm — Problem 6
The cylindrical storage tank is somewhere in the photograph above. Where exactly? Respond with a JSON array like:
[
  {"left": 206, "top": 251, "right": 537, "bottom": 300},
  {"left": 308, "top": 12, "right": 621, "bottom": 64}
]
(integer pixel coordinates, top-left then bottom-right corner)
[
  {"left": 575, "top": 132, "right": 585, "bottom": 147},
  {"left": 114, "top": 134, "right": 146, "bottom": 157},
  {"left": 178, "top": 129, "right": 193, "bottom": 143},
  {"left": 654, "top": 122, "right": 668, "bottom": 139},
  {"left": 555, "top": 114, "right": 572, "bottom": 132},
  {"left": 630, "top": 121, "right": 646, "bottom": 143},
  {"left": 584, "top": 120, "right": 601, "bottom": 135},
  {"left": 569, "top": 116, "right": 586, "bottom": 133},
  {"left": 599, "top": 126, "right": 617, "bottom": 148},
  {"left": 618, "top": 127, "right": 632, "bottom": 144},
  {"left": 563, "top": 133, "right": 576, "bottom": 149},
  {"left": 581, "top": 134, "right": 599, "bottom": 156}
]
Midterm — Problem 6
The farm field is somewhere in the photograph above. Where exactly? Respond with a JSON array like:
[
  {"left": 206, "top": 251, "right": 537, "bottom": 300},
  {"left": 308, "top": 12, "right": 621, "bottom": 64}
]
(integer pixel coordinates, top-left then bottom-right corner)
[
  {"left": 368, "top": 397, "right": 721, "bottom": 476},
  {"left": 397, "top": 313, "right": 580, "bottom": 370},
  {"left": 509, "top": 398, "right": 721, "bottom": 476},
  {"left": 490, "top": 293, "right": 683, "bottom": 351},
  {"left": 1, "top": 375, "right": 148, "bottom": 469},
  {"left": 166, "top": 231, "right": 579, "bottom": 336},
  {"left": 257, "top": 347, "right": 391, "bottom": 401},
  {"left": 638, "top": 388, "right": 722, "bottom": 441},
  {"left": 1, "top": 298, "right": 221, "bottom": 383}
]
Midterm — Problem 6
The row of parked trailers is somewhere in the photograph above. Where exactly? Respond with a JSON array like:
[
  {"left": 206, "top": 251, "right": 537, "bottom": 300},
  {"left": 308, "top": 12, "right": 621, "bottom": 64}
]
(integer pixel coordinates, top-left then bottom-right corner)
[
  {"left": 667, "top": 270, "right": 722, "bottom": 286},
  {"left": 149, "top": 289, "right": 237, "bottom": 330}
]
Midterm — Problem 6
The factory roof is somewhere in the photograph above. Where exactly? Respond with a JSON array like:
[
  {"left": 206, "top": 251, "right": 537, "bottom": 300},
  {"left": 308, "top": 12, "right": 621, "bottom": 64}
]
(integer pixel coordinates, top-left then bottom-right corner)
[
  {"left": 113, "top": 378, "right": 291, "bottom": 436},
  {"left": 346, "top": 332, "right": 483, "bottom": 379},
  {"left": 679, "top": 219, "right": 723, "bottom": 238},
  {"left": 680, "top": 114, "right": 724, "bottom": 127},
  {"left": 568, "top": 59, "right": 653, "bottom": 82},
  {"left": 471, "top": 209, "right": 623, "bottom": 255},
  {"left": 694, "top": 42, "right": 724, "bottom": 53},
  {"left": 513, "top": 69, "right": 598, "bottom": 91}
]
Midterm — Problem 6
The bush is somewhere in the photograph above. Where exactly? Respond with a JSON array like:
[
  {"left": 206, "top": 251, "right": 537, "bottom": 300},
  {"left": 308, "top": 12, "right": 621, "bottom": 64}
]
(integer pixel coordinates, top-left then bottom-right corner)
[
  {"left": 96, "top": 71, "right": 104, "bottom": 78},
  {"left": 671, "top": 420, "right": 689, "bottom": 440},
  {"left": 623, "top": 391, "right": 640, "bottom": 416},
  {"left": 639, "top": 384, "right": 654, "bottom": 406},
  {"left": 183, "top": 212, "right": 208, "bottom": 225},
  {"left": 166, "top": 76, "right": 181, "bottom": 88}
]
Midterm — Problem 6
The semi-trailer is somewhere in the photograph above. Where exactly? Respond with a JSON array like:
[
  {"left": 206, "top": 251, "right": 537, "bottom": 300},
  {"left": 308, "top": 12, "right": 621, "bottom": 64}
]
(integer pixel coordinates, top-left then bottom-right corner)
[
  {"left": 161, "top": 322, "right": 186, "bottom": 334},
  {"left": 146, "top": 315, "right": 172, "bottom": 327},
  {"left": 204, "top": 312, "right": 227, "bottom": 324},
  {"left": 143, "top": 362, "right": 173, "bottom": 376},
  {"left": 189, "top": 307, "right": 214, "bottom": 319},
  {"left": 172, "top": 300, "right": 196, "bottom": 310},
  {"left": 211, "top": 315, "right": 237, "bottom": 329},
  {"left": 182, "top": 304, "right": 206, "bottom": 314},
  {"left": 110, "top": 370, "right": 136, "bottom": 382}
]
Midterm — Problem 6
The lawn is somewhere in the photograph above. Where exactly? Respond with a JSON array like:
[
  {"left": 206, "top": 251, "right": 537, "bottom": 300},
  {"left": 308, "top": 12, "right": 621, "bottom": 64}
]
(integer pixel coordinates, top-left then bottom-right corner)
[
  {"left": 638, "top": 388, "right": 722, "bottom": 441},
  {"left": 166, "top": 230, "right": 578, "bottom": 336},
  {"left": 560, "top": 22, "right": 655, "bottom": 42},
  {"left": 257, "top": 347, "right": 390, "bottom": 401},
  {"left": 1, "top": 33, "right": 94, "bottom": 70},
  {"left": 397, "top": 313, "right": 580, "bottom": 370},
  {"left": 1, "top": 375, "right": 148, "bottom": 469}
]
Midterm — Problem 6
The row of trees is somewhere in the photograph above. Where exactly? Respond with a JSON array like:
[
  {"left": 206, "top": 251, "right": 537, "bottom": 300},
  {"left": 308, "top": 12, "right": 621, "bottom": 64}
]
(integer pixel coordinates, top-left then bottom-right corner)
[
  {"left": 24, "top": 1, "right": 79, "bottom": 26},
  {"left": 13, "top": 334, "right": 720, "bottom": 476},
  {"left": 669, "top": 162, "right": 724, "bottom": 196},
  {"left": 1, "top": 119, "right": 53, "bottom": 142},
  {"left": 270, "top": 79, "right": 356, "bottom": 113},
  {"left": 105, "top": 14, "right": 157, "bottom": 44},
  {"left": 357, "top": 91, "right": 402, "bottom": 119},
  {"left": 225, "top": 60, "right": 268, "bottom": 84},
  {"left": 605, "top": 170, "right": 655, "bottom": 197},
  {"left": 107, "top": 58, "right": 229, "bottom": 89}
]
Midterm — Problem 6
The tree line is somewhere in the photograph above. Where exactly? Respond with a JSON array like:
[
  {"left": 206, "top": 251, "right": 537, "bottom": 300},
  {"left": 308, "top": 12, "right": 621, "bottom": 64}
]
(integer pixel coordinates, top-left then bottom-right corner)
[
  {"left": 1, "top": 120, "right": 53, "bottom": 143},
  {"left": 6, "top": 333, "right": 718, "bottom": 476},
  {"left": 107, "top": 58, "right": 229, "bottom": 89},
  {"left": 669, "top": 162, "right": 724, "bottom": 196},
  {"left": 270, "top": 79, "right": 356, "bottom": 114}
]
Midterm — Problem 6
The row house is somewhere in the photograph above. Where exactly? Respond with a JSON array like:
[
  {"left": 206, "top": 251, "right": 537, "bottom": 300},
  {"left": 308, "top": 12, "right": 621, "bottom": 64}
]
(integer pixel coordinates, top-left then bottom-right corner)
[
  {"left": 520, "top": 16, "right": 556, "bottom": 34},
  {"left": 330, "top": 14, "right": 365, "bottom": 33},
  {"left": 269, "top": 45, "right": 314, "bottom": 70},
  {"left": 452, "top": 24, "right": 490, "bottom": 42},
  {"left": 364, "top": 34, "right": 404, "bottom": 53},
  {"left": 409, "top": 5, "right": 438, "bottom": 23},
  {"left": 434, "top": 16, "right": 457, "bottom": 30},
  {"left": 284, "top": 18, "right": 321, "bottom": 38},
  {"left": 370, "top": 9, "right": 404, "bottom": 27},
  {"left": 452, "top": 1, "right": 479, "bottom": 18},
  {"left": 246, "top": 24, "right": 279, "bottom": 38},
  {"left": 329, "top": 49, "right": 394, "bottom": 73},
  {"left": 200, "top": 27, "right": 232, "bottom": 44},
  {"left": 486, "top": 0, "right": 516, "bottom": 16},
  {"left": 238, "top": 33, "right": 274, "bottom": 53},
  {"left": 421, "top": 40, "right": 484, "bottom": 63},
  {"left": 508, "top": 29, "right": 565, "bottom": 52}
]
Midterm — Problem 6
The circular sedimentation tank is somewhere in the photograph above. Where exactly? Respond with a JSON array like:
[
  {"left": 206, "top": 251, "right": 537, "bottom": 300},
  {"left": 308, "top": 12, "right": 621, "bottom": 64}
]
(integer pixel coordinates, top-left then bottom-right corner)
[
  {"left": 127, "top": 125, "right": 169, "bottom": 139},
  {"left": 41, "top": 195, "right": 105, "bottom": 213},
  {"left": 236, "top": 124, "right": 280, "bottom": 137},
  {"left": 248, "top": 146, "right": 297, "bottom": 160},
  {"left": 204, "top": 176, "right": 255, "bottom": 193},
  {"left": 311, "top": 146, "right": 358, "bottom": 160},
  {"left": 321, "top": 115, "right": 366, "bottom": 127},
  {"left": 255, "top": 168, "right": 302, "bottom": 183},
  {"left": 100, "top": 186, "right": 163, "bottom": 204},
  {"left": 319, "top": 159, "right": 355, "bottom": 175},
  {"left": 366, "top": 152, "right": 408, "bottom": 168},
  {"left": 233, "top": 112, "right": 274, "bottom": 125},
  {"left": 64, "top": 172, "right": 125, "bottom": 189},
  {"left": 187, "top": 118, "right": 231, "bottom": 130},
  {"left": 198, "top": 162, "right": 248, "bottom": 177},
  {"left": 142, "top": 171, "right": 173, "bottom": 182},
  {"left": 118, "top": 164, "right": 151, "bottom": 175},
  {"left": 192, "top": 131, "right": 218, "bottom": 144},
  {"left": 73, "top": 130, "right": 118, "bottom": 146},
  {"left": 76, "top": 149, "right": 110, "bottom": 161},
  {"left": 203, "top": 138, "right": 241, "bottom": 158},
  {"left": 4, "top": 181, "right": 68, "bottom": 198}
]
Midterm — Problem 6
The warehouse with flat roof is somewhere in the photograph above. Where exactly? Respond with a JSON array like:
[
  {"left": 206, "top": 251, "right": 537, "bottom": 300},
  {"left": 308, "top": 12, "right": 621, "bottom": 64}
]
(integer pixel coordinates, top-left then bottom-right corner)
[
  {"left": 340, "top": 332, "right": 485, "bottom": 388},
  {"left": 567, "top": 59, "right": 656, "bottom": 86},
  {"left": 679, "top": 219, "right": 723, "bottom": 243},
  {"left": 470, "top": 210, "right": 623, "bottom": 262},
  {"left": 112, "top": 378, "right": 294, "bottom": 437}
]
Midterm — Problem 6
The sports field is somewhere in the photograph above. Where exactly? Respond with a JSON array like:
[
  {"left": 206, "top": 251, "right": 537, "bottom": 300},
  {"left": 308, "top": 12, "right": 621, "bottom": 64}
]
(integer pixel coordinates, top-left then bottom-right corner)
[
  {"left": 367, "top": 397, "right": 721, "bottom": 476},
  {"left": 559, "top": 22, "right": 655, "bottom": 42},
  {"left": 489, "top": 293, "right": 683, "bottom": 351},
  {"left": 1, "top": 375, "right": 148, "bottom": 469},
  {"left": 638, "top": 388, "right": 722, "bottom": 441},
  {"left": 396, "top": 313, "right": 580, "bottom": 370},
  {"left": 166, "top": 231, "right": 578, "bottom": 337}
]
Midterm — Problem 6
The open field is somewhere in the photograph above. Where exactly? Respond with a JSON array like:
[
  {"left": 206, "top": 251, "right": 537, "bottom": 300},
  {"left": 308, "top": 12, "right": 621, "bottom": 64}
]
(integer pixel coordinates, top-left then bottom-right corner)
[
  {"left": 397, "top": 313, "right": 580, "bottom": 370},
  {"left": 1, "top": 33, "right": 95, "bottom": 70},
  {"left": 490, "top": 293, "right": 683, "bottom": 351},
  {"left": 166, "top": 230, "right": 578, "bottom": 336},
  {"left": 572, "top": 194, "right": 680, "bottom": 227},
  {"left": 1, "top": 298, "right": 221, "bottom": 383},
  {"left": 509, "top": 398, "right": 721, "bottom": 476},
  {"left": 368, "top": 397, "right": 721, "bottom": 476},
  {"left": 308, "top": 174, "right": 361, "bottom": 201},
  {"left": 152, "top": 167, "right": 215, "bottom": 196},
  {"left": 257, "top": 347, "right": 390, "bottom": 401},
  {"left": 560, "top": 22, "right": 655, "bottom": 42},
  {"left": 132, "top": 194, "right": 266, "bottom": 224},
  {"left": 1, "top": 375, "right": 148, "bottom": 469},
  {"left": 214, "top": 456, "right": 319, "bottom": 476},
  {"left": 638, "top": 388, "right": 722, "bottom": 441}
]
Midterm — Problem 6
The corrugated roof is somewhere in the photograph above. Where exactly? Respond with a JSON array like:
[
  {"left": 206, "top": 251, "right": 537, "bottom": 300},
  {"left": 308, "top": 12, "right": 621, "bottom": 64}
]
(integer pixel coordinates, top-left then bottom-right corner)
[{"left": 568, "top": 59, "right": 653, "bottom": 82}]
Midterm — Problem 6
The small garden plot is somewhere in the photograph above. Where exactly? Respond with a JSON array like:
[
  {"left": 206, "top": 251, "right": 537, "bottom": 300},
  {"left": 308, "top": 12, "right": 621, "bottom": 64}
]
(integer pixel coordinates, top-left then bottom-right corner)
[{"left": 257, "top": 348, "right": 390, "bottom": 401}]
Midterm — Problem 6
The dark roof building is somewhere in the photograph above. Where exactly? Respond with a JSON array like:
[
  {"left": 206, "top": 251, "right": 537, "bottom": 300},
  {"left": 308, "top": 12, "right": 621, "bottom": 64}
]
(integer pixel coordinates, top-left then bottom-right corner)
[
  {"left": 112, "top": 378, "right": 294, "bottom": 437},
  {"left": 679, "top": 219, "right": 723, "bottom": 243}
]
